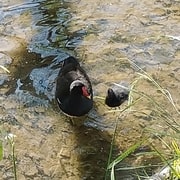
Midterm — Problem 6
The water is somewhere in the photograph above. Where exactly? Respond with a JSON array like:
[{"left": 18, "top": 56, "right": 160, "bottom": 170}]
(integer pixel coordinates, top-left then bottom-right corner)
[{"left": 0, "top": 0, "right": 179, "bottom": 179}]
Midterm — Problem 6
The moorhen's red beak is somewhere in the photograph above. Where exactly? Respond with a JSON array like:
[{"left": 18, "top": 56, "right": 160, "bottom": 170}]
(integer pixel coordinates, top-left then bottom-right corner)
[{"left": 82, "top": 86, "right": 90, "bottom": 97}]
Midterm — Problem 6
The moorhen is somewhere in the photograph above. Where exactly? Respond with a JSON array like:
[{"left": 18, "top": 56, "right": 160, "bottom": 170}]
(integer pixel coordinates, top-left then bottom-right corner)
[
  {"left": 105, "top": 82, "right": 129, "bottom": 107},
  {"left": 55, "top": 56, "right": 93, "bottom": 116}
]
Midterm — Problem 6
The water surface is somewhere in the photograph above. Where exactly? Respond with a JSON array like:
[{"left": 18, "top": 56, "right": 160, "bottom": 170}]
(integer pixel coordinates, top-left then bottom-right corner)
[{"left": 0, "top": 0, "right": 179, "bottom": 179}]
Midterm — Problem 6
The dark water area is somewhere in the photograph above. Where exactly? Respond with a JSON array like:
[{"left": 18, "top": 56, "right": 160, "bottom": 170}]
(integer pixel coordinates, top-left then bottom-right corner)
[
  {"left": 0, "top": 0, "right": 180, "bottom": 179},
  {"left": 1, "top": 0, "right": 76, "bottom": 97}
]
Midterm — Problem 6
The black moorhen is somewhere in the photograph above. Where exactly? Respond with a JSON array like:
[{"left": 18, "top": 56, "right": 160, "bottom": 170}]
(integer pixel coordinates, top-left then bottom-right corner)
[
  {"left": 55, "top": 56, "right": 93, "bottom": 116},
  {"left": 105, "top": 82, "right": 129, "bottom": 107}
]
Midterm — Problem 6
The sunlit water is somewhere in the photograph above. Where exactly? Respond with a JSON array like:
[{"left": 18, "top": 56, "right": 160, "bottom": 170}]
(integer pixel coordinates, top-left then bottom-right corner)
[{"left": 0, "top": 0, "right": 179, "bottom": 179}]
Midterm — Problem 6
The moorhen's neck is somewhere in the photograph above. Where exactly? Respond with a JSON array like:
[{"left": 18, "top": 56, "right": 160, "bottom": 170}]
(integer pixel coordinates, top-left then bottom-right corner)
[
  {"left": 62, "top": 85, "right": 92, "bottom": 116},
  {"left": 70, "top": 85, "right": 83, "bottom": 99},
  {"left": 69, "top": 81, "right": 89, "bottom": 102}
]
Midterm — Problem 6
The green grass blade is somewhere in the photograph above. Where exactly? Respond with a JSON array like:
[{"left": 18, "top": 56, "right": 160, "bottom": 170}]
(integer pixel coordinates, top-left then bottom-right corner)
[
  {"left": 105, "top": 116, "right": 119, "bottom": 180},
  {"left": 108, "top": 139, "right": 145, "bottom": 169},
  {"left": 111, "top": 162, "right": 115, "bottom": 180},
  {"left": 0, "top": 65, "right": 10, "bottom": 73},
  {"left": 0, "top": 141, "right": 3, "bottom": 160}
]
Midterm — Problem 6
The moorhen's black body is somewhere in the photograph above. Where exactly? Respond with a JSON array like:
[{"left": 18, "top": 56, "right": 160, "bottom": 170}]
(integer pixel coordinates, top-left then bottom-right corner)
[
  {"left": 55, "top": 56, "right": 93, "bottom": 116},
  {"left": 105, "top": 82, "right": 129, "bottom": 107}
]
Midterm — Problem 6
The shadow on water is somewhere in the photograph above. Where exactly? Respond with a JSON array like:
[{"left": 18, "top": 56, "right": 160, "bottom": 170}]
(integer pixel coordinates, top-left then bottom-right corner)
[
  {"left": 71, "top": 125, "right": 113, "bottom": 180},
  {"left": 0, "top": 0, "right": 121, "bottom": 179}
]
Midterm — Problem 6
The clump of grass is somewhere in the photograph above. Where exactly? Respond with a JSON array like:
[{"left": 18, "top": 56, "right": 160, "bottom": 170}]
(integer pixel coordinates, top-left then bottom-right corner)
[
  {"left": 149, "top": 140, "right": 180, "bottom": 180},
  {"left": 107, "top": 140, "right": 145, "bottom": 180},
  {"left": 105, "top": 60, "right": 180, "bottom": 179},
  {"left": 171, "top": 141, "right": 180, "bottom": 179},
  {"left": 5, "top": 133, "right": 17, "bottom": 180}
]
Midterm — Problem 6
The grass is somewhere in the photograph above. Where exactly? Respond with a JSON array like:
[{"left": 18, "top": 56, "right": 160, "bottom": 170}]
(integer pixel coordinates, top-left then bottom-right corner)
[
  {"left": 107, "top": 140, "right": 145, "bottom": 180},
  {"left": 105, "top": 61, "right": 180, "bottom": 179},
  {"left": 0, "top": 65, "right": 10, "bottom": 73},
  {"left": 171, "top": 141, "right": 180, "bottom": 178},
  {"left": 0, "top": 140, "right": 3, "bottom": 160},
  {"left": 1, "top": 133, "right": 17, "bottom": 180},
  {"left": 6, "top": 133, "right": 17, "bottom": 180},
  {"left": 0, "top": 65, "right": 17, "bottom": 179}
]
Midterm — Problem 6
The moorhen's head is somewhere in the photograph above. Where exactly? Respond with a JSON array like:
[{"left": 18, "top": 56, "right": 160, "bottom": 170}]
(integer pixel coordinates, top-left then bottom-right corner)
[
  {"left": 70, "top": 80, "right": 91, "bottom": 98},
  {"left": 56, "top": 79, "right": 93, "bottom": 117}
]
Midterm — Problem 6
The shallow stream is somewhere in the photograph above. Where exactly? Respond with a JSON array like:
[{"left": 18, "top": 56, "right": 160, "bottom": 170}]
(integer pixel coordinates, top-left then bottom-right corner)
[{"left": 0, "top": 0, "right": 179, "bottom": 179}]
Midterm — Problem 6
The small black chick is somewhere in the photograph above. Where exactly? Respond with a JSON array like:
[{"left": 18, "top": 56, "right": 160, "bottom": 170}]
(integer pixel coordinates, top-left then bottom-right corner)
[{"left": 105, "top": 82, "right": 129, "bottom": 107}]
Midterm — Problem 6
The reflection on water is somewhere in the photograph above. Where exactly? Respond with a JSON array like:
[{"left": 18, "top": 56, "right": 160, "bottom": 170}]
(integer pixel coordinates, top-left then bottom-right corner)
[{"left": 0, "top": 0, "right": 180, "bottom": 179}]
